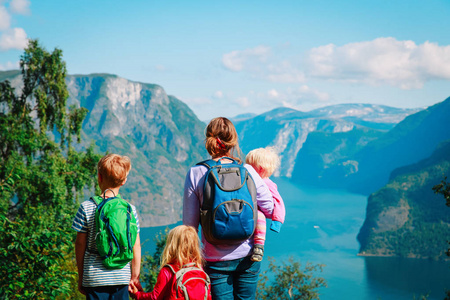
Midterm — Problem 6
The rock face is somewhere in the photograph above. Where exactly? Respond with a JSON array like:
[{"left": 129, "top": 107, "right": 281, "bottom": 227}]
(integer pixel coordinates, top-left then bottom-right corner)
[
  {"left": 345, "top": 97, "right": 450, "bottom": 195},
  {"left": 357, "top": 141, "right": 450, "bottom": 260},
  {"left": 66, "top": 74, "right": 207, "bottom": 227},
  {"left": 234, "top": 104, "right": 418, "bottom": 181}
]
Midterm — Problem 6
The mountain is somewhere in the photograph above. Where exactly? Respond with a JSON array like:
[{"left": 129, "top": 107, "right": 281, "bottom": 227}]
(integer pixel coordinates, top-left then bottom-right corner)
[
  {"left": 66, "top": 74, "right": 207, "bottom": 226},
  {"left": 1, "top": 71, "right": 207, "bottom": 227},
  {"left": 357, "top": 140, "right": 450, "bottom": 259},
  {"left": 234, "top": 104, "right": 418, "bottom": 178},
  {"left": 344, "top": 97, "right": 450, "bottom": 194}
]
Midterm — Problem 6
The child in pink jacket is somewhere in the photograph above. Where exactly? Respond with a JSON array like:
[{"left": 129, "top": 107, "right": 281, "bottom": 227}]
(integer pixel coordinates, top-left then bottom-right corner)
[{"left": 246, "top": 147, "right": 286, "bottom": 261}]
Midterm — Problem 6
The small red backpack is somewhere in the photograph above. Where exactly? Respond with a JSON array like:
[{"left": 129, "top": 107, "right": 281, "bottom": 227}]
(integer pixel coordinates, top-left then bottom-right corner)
[{"left": 165, "top": 263, "right": 211, "bottom": 300}]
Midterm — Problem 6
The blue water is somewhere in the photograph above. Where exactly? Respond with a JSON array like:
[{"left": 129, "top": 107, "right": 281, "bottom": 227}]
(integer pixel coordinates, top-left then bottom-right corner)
[{"left": 140, "top": 178, "right": 450, "bottom": 300}]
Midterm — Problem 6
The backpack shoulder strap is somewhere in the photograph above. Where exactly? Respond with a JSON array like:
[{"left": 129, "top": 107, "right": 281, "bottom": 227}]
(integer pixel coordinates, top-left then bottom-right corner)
[
  {"left": 181, "top": 262, "right": 196, "bottom": 268},
  {"left": 217, "top": 156, "right": 238, "bottom": 164},
  {"left": 164, "top": 264, "right": 177, "bottom": 274},
  {"left": 90, "top": 196, "right": 102, "bottom": 207},
  {"left": 196, "top": 159, "right": 217, "bottom": 169}
]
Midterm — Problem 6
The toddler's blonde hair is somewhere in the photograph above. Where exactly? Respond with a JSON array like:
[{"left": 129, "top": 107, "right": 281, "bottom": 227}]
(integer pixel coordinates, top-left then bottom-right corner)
[
  {"left": 160, "top": 225, "right": 203, "bottom": 269},
  {"left": 245, "top": 147, "right": 280, "bottom": 178},
  {"left": 97, "top": 153, "right": 131, "bottom": 188}
]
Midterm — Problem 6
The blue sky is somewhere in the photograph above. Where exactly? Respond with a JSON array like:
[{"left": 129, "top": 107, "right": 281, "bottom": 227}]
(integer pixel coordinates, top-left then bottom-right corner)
[{"left": 1, "top": 0, "right": 449, "bottom": 120}]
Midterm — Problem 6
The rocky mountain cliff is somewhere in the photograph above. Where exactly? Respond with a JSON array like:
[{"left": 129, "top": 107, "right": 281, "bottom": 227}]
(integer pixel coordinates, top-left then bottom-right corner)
[
  {"left": 66, "top": 74, "right": 207, "bottom": 226},
  {"left": 235, "top": 104, "right": 419, "bottom": 179}
]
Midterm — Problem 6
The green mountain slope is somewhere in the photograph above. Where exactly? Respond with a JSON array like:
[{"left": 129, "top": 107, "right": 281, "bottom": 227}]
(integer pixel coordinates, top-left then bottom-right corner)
[
  {"left": 347, "top": 97, "right": 450, "bottom": 195},
  {"left": 66, "top": 74, "right": 207, "bottom": 226},
  {"left": 357, "top": 140, "right": 450, "bottom": 259}
]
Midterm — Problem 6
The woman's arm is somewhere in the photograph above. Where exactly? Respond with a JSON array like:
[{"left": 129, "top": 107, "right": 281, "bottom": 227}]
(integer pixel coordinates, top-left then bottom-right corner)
[
  {"left": 182, "top": 168, "right": 202, "bottom": 229},
  {"left": 246, "top": 164, "right": 274, "bottom": 217}
]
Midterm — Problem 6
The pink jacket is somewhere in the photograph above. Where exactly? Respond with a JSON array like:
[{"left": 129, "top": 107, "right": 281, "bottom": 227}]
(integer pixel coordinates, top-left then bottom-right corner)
[{"left": 264, "top": 178, "right": 286, "bottom": 232}]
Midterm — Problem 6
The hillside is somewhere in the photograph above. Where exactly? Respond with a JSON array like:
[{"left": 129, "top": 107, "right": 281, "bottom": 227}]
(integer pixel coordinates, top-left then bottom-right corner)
[
  {"left": 0, "top": 71, "right": 207, "bottom": 227},
  {"left": 66, "top": 74, "right": 207, "bottom": 226},
  {"left": 346, "top": 97, "right": 450, "bottom": 194},
  {"left": 235, "top": 104, "right": 418, "bottom": 178},
  {"left": 357, "top": 140, "right": 450, "bottom": 259}
]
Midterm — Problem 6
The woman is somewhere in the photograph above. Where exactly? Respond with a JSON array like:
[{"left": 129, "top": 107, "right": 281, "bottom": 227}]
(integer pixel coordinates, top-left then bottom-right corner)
[{"left": 183, "top": 117, "right": 274, "bottom": 300}]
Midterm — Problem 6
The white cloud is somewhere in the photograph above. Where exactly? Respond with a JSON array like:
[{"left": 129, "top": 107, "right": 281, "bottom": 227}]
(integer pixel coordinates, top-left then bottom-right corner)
[
  {"left": 267, "top": 89, "right": 279, "bottom": 99},
  {"left": 222, "top": 45, "right": 271, "bottom": 72},
  {"left": 9, "top": 0, "right": 30, "bottom": 15},
  {"left": 250, "top": 86, "right": 330, "bottom": 113},
  {"left": 306, "top": 37, "right": 450, "bottom": 89},
  {"left": 222, "top": 45, "right": 306, "bottom": 83},
  {"left": 0, "top": 60, "right": 19, "bottom": 70},
  {"left": 183, "top": 97, "right": 212, "bottom": 105},
  {"left": 265, "top": 60, "right": 305, "bottom": 83},
  {"left": 0, "top": 6, "right": 11, "bottom": 30},
  {"left": 213, "top": 90, "right": 224, "bottom": 99},
  {"left": 234, "top": 96, "right": 250, "bottom": 108},
  {"left": 0, "top": 27, "right": 27, "bottom": 51},
  {"left": 155, "top": 64, "right": 166, "bottom": 71}
]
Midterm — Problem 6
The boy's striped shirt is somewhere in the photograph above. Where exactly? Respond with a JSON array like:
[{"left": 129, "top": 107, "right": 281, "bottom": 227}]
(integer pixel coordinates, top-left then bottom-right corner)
[{"left": 72, "top": 198, "right": 140, "bottom": 287}]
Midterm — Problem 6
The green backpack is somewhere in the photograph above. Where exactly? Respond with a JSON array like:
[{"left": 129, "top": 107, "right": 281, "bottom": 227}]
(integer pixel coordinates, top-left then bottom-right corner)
[{"left": 91, "top": 192, "right": 138, "bottom": 269}]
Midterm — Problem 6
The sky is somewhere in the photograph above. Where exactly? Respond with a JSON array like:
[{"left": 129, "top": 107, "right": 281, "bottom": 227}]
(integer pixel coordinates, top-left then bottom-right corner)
[{"left": 1, "top": 0, "right": 450, "bottom": 120}]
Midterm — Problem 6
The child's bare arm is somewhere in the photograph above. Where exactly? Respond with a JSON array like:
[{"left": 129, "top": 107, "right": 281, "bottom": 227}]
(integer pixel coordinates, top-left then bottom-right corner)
[
  {"left": 130, "top": 233, "right": 141, "bottom": 290},
  {"left": 75, "top": 232, "right": 87, "bottom": 295}
]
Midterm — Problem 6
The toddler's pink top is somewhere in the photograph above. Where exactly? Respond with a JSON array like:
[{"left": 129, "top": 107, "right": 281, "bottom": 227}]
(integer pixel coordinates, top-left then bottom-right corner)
[{"left": 263, "top": 178, "right": 286, "bottom": 232}]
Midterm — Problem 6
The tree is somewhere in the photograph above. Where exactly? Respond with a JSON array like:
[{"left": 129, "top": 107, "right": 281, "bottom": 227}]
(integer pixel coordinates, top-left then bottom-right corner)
[
  {"left": 257, "top": 257, "right": 327, "bottom": 300},
  {"left": 0, "top": 40, "right": 101, "bottom": 299},
  {"left": 432, "top": 176, "right": 450, "bottom": 257},
  {"left": 140, "top": 229, "right": 168, "bottom": 291},
  {"left": 432, "top": 176, "right": 450, "bottom": 300},
  {"left": 433, "top": 176, "right": 450, "bottom": 207}
]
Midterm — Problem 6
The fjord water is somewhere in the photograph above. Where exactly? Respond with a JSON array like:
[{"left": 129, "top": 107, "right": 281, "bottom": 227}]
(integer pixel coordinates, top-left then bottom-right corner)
[{"left": 140, "top": 178, "right": 450, "bottom": 300}]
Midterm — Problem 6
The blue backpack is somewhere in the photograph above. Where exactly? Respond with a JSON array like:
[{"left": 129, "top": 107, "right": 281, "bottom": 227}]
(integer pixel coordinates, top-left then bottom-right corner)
[{"left": 198, "top": 157, "right": 258, "bottom": 245}]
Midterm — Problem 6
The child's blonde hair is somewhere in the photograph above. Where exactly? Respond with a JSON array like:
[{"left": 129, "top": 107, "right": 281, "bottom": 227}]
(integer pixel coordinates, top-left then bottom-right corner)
[
  {"left": 245, "top": 147, "right": 280, "bottom": 178},
  {"left": 160, "top": 225, "right": 203, "bottom": 269},
  {"left": 97, "top": 154, "right": 131, "bottom": 188}
]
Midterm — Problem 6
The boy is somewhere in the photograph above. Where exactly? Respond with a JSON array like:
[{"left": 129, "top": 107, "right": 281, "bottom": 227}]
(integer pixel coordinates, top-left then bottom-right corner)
[{"left": 72, "top": 153, "right": 141, "bottom": 299}]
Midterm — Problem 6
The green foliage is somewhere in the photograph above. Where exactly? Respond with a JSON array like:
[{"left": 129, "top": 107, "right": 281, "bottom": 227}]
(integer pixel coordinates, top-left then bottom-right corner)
[
  {"left": 257, "top": 257, "right": 327, "bottom": 300},
  {"left": 0, "top": 39, "right": 101, "bottom": 299},
  {"left": 433, "top": 176, "right": 450, "bottom": 207},
  {"left": 433, "top": 176, "right": 450, "bottom": 257},
  {"left": 141, "top": 229, "right": 168, "bottom": 291}
]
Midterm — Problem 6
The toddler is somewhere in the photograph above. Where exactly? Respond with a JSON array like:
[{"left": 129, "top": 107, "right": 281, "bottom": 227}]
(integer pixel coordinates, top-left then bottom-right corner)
[{"left": 246, "top": 147, "right": 286, "bottom": 262}]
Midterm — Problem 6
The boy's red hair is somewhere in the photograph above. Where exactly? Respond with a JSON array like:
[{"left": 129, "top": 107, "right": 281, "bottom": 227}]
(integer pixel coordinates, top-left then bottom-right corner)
[{"left": 97, "top": 154, "right": 131, "bottom": 188}]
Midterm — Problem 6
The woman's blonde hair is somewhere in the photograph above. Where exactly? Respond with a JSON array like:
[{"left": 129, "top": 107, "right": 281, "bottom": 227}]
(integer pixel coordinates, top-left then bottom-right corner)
[
  {"left": 160, "top": 225, "right": 204, "bottom": 269},
  {"left": 97, "top": 153, "right": 131, "bottom": 188},
  {"left": 245, "top": 147, "right": 280, "bottom": 178},
  {"left": 205, "top": 117, "right": 242, "bottom": 162}
]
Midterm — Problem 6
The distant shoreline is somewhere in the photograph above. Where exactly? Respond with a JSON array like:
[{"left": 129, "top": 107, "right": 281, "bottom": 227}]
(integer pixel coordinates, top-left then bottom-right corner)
[{"left": 357, "top": 252, "right": 450, "bottom": 261}]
